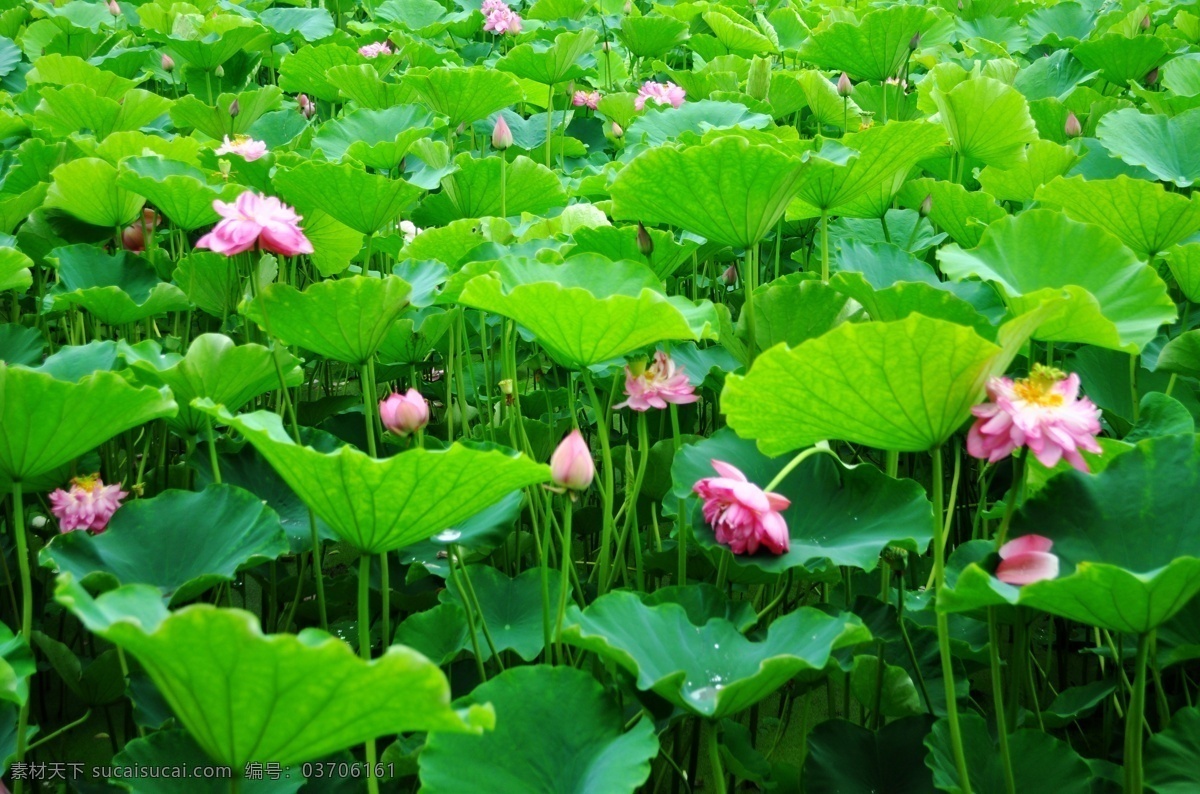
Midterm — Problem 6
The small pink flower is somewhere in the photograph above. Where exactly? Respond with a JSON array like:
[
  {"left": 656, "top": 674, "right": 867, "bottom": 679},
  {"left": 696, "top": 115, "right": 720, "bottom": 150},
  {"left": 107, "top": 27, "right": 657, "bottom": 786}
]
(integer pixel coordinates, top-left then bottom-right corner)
[
  {"left": 995, "top": 534, "right": 1059, "bottom": 586},
  {"left": 548, "top": 430, "right": 594, "bottom": 493},
  {"left": 195, "top": 191, "right": 314, "bottom": 257},
  {"left": 358, "top": 41, "right": 393, "bottom": 58},
  {"left": 380, "top": 389, "right": 430, "bottom": 437},
  {"left": 614, "top": 351, "right": 699, "bottom": 412},
  {"left": 49, "top": 475, "right": 128, "bottom": 534},
  {"left": 214, "top": 135, "right": 268, "bottom": 162},
  {"left": 483, "top": 6, "right": 522, "bottom": 34},
  {"left": 635, "top": 80, "right": 685, "bottom": 111},
  {"left": 572, "top": 90, "right": 601, "bottom": 110},
  {"left": 121, "top": 208, "right": 161, "bottom": 253},
  {"left": 967, "top": 365, "right": 1102, "bottom": 472},
  {"left": 693, "top": 460, "right": 790, "bottom": 555}
]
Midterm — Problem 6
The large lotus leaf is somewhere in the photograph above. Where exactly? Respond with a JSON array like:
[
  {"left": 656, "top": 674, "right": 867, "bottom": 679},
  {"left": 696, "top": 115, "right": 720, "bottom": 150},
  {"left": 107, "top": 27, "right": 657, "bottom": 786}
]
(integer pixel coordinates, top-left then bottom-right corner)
[
  {"left": 439, "top": 565, "right": 562, "bottom": 662},
  {"left": 1013, "top": 50, "right": 1099, "bottom": 103},
  {"left": 169, "top": 87, "right": 284, "bottom": 141},
  {"left": 794, "top": 70, "right": 865, "bottom": 130},
  {"left": 1035, "top": 175, "right": 1200, "bottom": 259},
  {"left": 789, "top": 120, "right": 947, "bottom": 217},
  {"left": 41, "top": 484, "right": 288, "bottom": 604},
  {"left": 26, "top": 52, "right": 136, "bottom": 99},
  {"left": 804, "top": 717, "right": 935, "bottom": 794},
  {"left": 173, "top": 253, "right": 240, "bottom": 320},
  {"left": 939, "top": 435, "right": 1200, "bottom": 634},
  {"left": 798, "top": 5, "right": 937, "bottom": 81},
  {"left": 937, "top": 209, "right": 1175, "bottom": 352},
  {"left": 0, "top": 246, "right": 31, "bottom": 294},
  {"left": 1146, "top": 705, "right": 1200, "bottom": 794},
  {"left": 1163, "top": 243, "right": 1200, "bottom": 302},
  {"left": 1162, "top": 54, "right": 1200, "bottom": 98},
  {"left": 112, "top": 730, "right": 303, "bottom": 793},
  {"left": 610, "top": 137, "right": 807, "bottom": 248},
  {"left": 123, "top": 333, "right": 302, "bottom": 436},
  {"left": 619, "top": 15, "right": 689, "bottom": 58},
  {"left": 671, "top": 428, "right": 932, "bottom": 574},
  {"left": 378, "top": 307, "right": 457, "bottom": 366},
  {"left": 562, "top": 589, "right": 871, "bottom": 719},
  {"left": 496, "top": 28, "right": 597, "bottom": 86},
  {"left": 415, "top": 154, "right": 566, "bottom": 224},
  {"left": 33, "top": 85, "right": 171, "bottom": 139},
  {"left": 568, "top": 225, "right": 702, "bottom": 282},
  {"left": 311, "top": 106, "right": 435, "bottom": 170},
  {"left": 44, "top": 157, "right": 145, "bottom": 227},
  {"left": 44, "top": 245, "right": 190, "bottom": 326},
  {"left": 117, "top": 157, "right": 242, "bottom": 231},
  {"left": 623, "top": 100, "right": 773, "bottom": 147},
  {"left": 830, "top": 273, "right": 994, "bottom": 338},
  {"left": 55, "top": 575, "right": 493, "bottom": 768},
  {"left": 0, "top": 365, "right": 176, "bottom": 485},
  {"left": 723, "top": 309, "right": 1047, "bottom": 455},
  {"left": 420, "top": 666, "right": 657, "bottom": 794},
  {"left": 739, "top": 276, "right": 850, "bottom": 351},
  {"left": 277, "top": 43, "right": 363, "bottom": 103},
  {"left": 274, "top": 161, "right": 423, "bottom": 236},
  {"left": 166, "top": 23, "right": 268, "bottom": 71},
  {"left": 328, "top": 64, "right": 415, "bottom": 109},
  {"left": 0, "top": 622, "right": 33, "bottom": 707},
  {"left": 702, "top": 11, "right": 775, "bottom": 57},
  {"left": 1096, "top": 107, "right": 1200, "bottom": 188},
  {"left": 406, "top": 67, "right": 524, "bottom": 128},
  {"left": 455, "top": 256, "right": 716, "bottom": 368},
  {"left": 1156, "top": 330, "right": 1200, "bottom": 379},
  {"left": 240, "top": 275, "right": 411, "bottom": 365},
  {"left": 931, "top": 76, "right": 1038, "bottom": 169},
  {"left": 260, "top": 7, "right": 333, "bottom": 42},
  {"left": 198, "top": 406, "right": 550, "bottom": 554},
  {"left": 1073, "top": 32, "right": 1167, "bottom": 87},
  {"left": 974, "top": 139, "right": 1079, "bottom": 205},
  {"left": 0, "top": 325, "right": 42, "bottom": 367}
]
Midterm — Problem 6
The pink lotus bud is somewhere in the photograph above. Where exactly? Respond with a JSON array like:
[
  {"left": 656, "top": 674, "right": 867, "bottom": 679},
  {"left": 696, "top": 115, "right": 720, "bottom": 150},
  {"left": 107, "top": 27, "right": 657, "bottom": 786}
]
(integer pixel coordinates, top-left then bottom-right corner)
[
  {"left": 228, "top": 99, "right": 240, "bottom": 118},
  {"left": 1140, "top": 14, "right": 1150, "bottom": 30},
  {"left": 297, "top": 94, "right": 315, "bottom": 119},
  {"left": 611, "top": 121, "right": 623, "bottom": 138},
  {"left": 919, "top": 194, "right": 933, "bottom": 217},
  {"left": 720, "top": 264, "right": 738, "bottom": 285},
  {"left": 121, "top": 208, "right": 161, "bottom": 253},
  {"left": 1145, "top": 67, "right": 1158, "bottom": 85},
  {"left": 1064, "top": 110, "right": 1082, "bottom": 138},
  {"left": 379, "top": 389, "right": 429, "bottom": 437},
  {"left": 636, "top": 222, "right": 653, "bottom": 258},
  {"left": 161, "top": 54, "right": 175, "bottom": 72},
  {"left": 836, "top": 72, "right": 852, "bottom": 97},
  {"left": 549, "top": 430, "right": 594, "bottom": 492},
  {"left": 108, "top": 0, "right": 120, "bottom": 15},
  {"left": 492, "top": 115, "right": 513, "bottom": 150}
]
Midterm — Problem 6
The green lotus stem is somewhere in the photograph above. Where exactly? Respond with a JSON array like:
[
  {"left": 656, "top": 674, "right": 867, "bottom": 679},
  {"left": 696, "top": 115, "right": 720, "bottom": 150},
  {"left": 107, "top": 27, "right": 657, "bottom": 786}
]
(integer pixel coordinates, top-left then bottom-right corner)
[
  {"left": 1125, "top": 632, "right": 1151, "bottom": 794},
  {"left": 379, "top": 552, "right": 390, "bottom": 650},
  {"left": 1166, "top": 373, "right": 1177, "bottom": 398},
  {"left": 448, "top": 546, "right": 488, "bottom": 681},
  {"left": 931, "top": 445, "right": 973, "bottom": 794},
  {"left": 742, "top": 245, "right": 759, "bottom": 360},
  {"left": 707, "top": 722, "right": 728, "bottom": 794},
  {"left": 819, "top": 210, "right": 830, "bottom": 283},
  {"left": 1130, "top": 353, "right": 1140, "bottom": 423},
  {"left": 995, "top": 449, "right": 1027, "bottom": 547},
  {"left": 26, "top": 708, "right": 91, "bottom": 752},
  {"left": 670, "top": 404, "right": 687, "bottom": 585},
  {"left": 357, "top": 555, "right": 381, "bottom": 794},
  {"left": 204, "top": 416, "right": 222, "bottom": 485},
  {"left": 446, "top": 322, "right": 457, "bottom": 440},
  {"left": 539, "top": 491, "right": 555, "bottom": 661},
  {"left": 764, "top": 443, "right": 838, "bottom": 493},
  {"left": 554, "top": 495, "right": 574, "bottom": 663},
  {"left": 11, "top": 482, "right": 31, "bottom": 794},
  {"left": 360, "top": 363, "right": 378, "bottom": 458},
  {"left": 988, "top": 608, "right": 1017, "bottom": 794},
  {"left": 896, "top": 574, "right": 933, "bottom": 713},
  {"left": 582, "top": 369, "right": 616, "bottom": 594},
  {"left": 546, "top": 83, "right": 555, "bottom": 169},
  {"left": 607, "top": 411, "right": 650, "bottom": 592},
  {"left": 456, "top": 546, "right": 504, "bottom": 668},
  {"left": 499, "top": 155, "right": 507, "bottom": 220}
]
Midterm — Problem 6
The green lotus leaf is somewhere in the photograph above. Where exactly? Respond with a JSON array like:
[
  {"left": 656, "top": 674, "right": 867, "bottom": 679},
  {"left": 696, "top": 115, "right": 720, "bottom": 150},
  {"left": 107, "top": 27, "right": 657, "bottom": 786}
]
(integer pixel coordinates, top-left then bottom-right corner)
[
  {"left": 804, "top": 717, "right": 935, "bottom": 794},
  {"left": 278, "top": 43, "right": 363, "bottom": 103},
  {"left": 311, "top": 105, "right": 436, "bottom": 170},
  {"left": 26, "top": 52, "right": 136, "bottom": 99},
  {"left": 1013, "top": 50, "right": 1099, "bottom": 103},
  {"left": 611, "top": 137, "right": 807, "bottom": 248},
  {"left": 618, "top": 15, "right": 689, "bottom": 58},
  {"left": 1073, "top": 32, "right": 1167, "bottom": 87},
  {"left": 1156, "top": 330, "right": 1200, "bottom": 379},
  {"left": 562, "top": 588, "right": 871, "bottom": 719},
  {"left": 173, "top": 253, "right": 240, "bottom": 320},
  {"left": 301, "top": 209, "right": 365, "bottom": 278},
  {"left": 672, "top": 428, "right": 933, "bottom": 574},
  {"left": 0, "top": 622, "right": 34, "bottom": 707},
  {"left": 938, "top": 209, "right": 1175, "bottom": 352},
  {"left": 196, "top": 405, "right": 550, "bottom": 554},
  {"left": 328, "top": 64, "right": 415, "bottom": 109},
  {"left": 702, "top": 11, "right": 775, "bottom": 57},
  {"left": 42, "top": 245, "right": 189, "bottom": 326},
  {"left": 496, "top": 28, "right": 598, "bottom": 86},
  {"left": 456, "top": 255, "right": 716, "bottom": 368},
  {"left": 830, "top": 272, "right": 994, "bottom": 338},
  {"left": 166, "top": 24, "right": 268, "bottom": 71},
  {"left": 0, "top": 364, "right": 176, "bottom": 485},
  {"left": 939, "top": 435, "right": 1200, "bottom": 634},
  {"left": 1025, "top": 3, "right": 1097, "bottom": 47},
  {"left": 568, "top": 225, "right": 702, "bottom": 282},
  {"left": 44, "top": 157, "right": 145, "bottom": 228},
  {"left": 376, "top": 0, "right": 449, "bottom": 30},
  {"left": 33, "top": 85, "right": 171, "bottom": 139},
  {"left": 724, "top": 309, "right": 1048, "bottom": 455},
  {"left": 112, "top": 729, "right": 303, "bottom": 793},
  {"left": 974, "top": 139, "right": 1079, "bottom": 205},
  {"left": 240, "top": 275, "right": 411, "bottom": 365},
  {"left": 931, "top": 76, "right": 1039, "bottom": 169},
  {"left": 0, "top": 325, "right": 43, "bottom": 367},
  {"left": 259, "top": 7, "right": 334, "bottom": 42},
  {"left": 54, "top": 574, "right": 494, "bottom": 768},
  {"left": 40, "top": 484, "right": 289, "bottom": 604},
  {"left": 1163, "top": 242, "right": 1200, "bottom": 302},
  {"left": 0, "top": 246, "right": 31, "bottom": 294},
  {"left": 122, "top": 333, "right": 302, "bottom": 436},
  {"left": 1162, "top": 54, "right": 1200, "bottom": 98},
  {"left": 623, "top": 100, "right": 773, "bottom": 147},
  {"left": 739, "top": 275, "right": 850, "bottom": 351},
  {"left": 274, "top": 161, "right": 423, "bottom": 236},
  {"left": 791, "top": 70, "right": 864, "bottom": 130},
  {"left": 415, "top": 154, "right": 566, "bottom": 224},
  {"left": 420, "top": 666, "right": 657, "bottom": 794},
  {"left": 407, "top": 67, "right": 524, "bottom": 128},
  {"left": 116, "top": 156, "right": 242, "bottom": 231},
  {"left": 798, "top": 5, "right": 937, "bottom": 82},
  {"left": 1146, "top": 705, "right": 1200, "bottom": 794},
  {"left": 377, "top": 307, "right": 457, "bottom": 366},
  {"left": 438, "top": 564, "right": 562, "bottom": 662},
  {"left": 169, "top": 87, "right": 284, "bottom": 141},
  {"left": 895, "top": 178, "right": 1005, "bottom": 248},
  {"left": 1096, "top": 107, "right": 1200, "bottom": 188}
]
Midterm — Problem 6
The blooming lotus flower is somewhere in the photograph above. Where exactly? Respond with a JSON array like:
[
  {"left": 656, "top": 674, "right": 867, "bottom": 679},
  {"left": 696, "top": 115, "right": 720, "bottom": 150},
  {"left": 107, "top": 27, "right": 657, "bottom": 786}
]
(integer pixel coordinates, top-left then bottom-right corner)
[
  {"left": 492, "top": 115, "right": 513, "bottom": 150},
  {"left": 214, "top": 134, "right": 267, "bottom": 162},
  {"left": 121, "top": 208, "right": 161, "bottom": 253},
  {"left": 548, "top": 430, "right": 595, "bottom": 493},
  {"left": 481, "top": 0, "right": 508, "bottom": 11},
  {"left": 635, "top": 80, "right": 686, "bottom": 110},
  {"left": 358, "top": 41, "right": 393, "bottom": 58},
  {"left": 614, "top": 351, "right": 699, "bottom": 412},
  {"left": 967, "top": 365, "right": 1102, "bottom": 472},
  {"left": 995, "top": 534, "right": 1059, "bottom": 585},
  {"left": 572, "top": 90, "right": 601, "bottom": 110},
  {"left": 195, "top": 191, "right": 314, "bottom": 257},
  {"left": 483, "top": 6, "right": 522, "bottom": 34},
  {"left": 380, "top": 389, "right": 429, "bottom": 437},
  {"left": 49, "top": 475, "right": 128, "bottom": 534},
  {"left": 693, "top": 460, "right": 790, "bottom": 555}
]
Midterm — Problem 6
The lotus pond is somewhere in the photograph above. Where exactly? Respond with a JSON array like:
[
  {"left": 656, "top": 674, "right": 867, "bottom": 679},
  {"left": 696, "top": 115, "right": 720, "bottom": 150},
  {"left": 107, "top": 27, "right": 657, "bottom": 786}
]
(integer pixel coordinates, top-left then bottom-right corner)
[{"left": 3, "top": 0, "right": 1200, "bottom": 791}]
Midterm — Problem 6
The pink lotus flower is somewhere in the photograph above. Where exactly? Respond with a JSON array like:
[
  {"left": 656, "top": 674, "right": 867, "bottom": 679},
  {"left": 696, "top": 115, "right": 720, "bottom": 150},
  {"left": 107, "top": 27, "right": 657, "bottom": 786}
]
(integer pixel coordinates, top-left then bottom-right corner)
[
  {"left": 635, "top": 80, "right": 685, "bottom": 111},
  {"left": 614, "top": 351, "right": 699, "bottom": 412},
  {"left": 483, "top": 6, "right": 522, "bottom": 34},
  {"left": 693, "top": 460, "right": 790, "bottom": 555},
  {"left": 358, "top": 41, "right": 393, "bottom": 58},
  {"left": 967, "top": 365, "right": 1102, "bottom": 472},
  {"left": 195, "top": 191, "right": 314, "bottom": 257},
  {"left": 380, "top": 389, "right": 430, "bottom": 437},
  {"left": 49, "top": 475, "right": 128, "bottom": 534},
  {"left": 572, "top": 90, "right": 601, "bottom": 110},
  {"left": 481, "top": 0, "right": 508, "bottom": 11},
  {"left": 121, "top": 208, "right": 161, "bottom": 253},
  {"left": 548, "top": 430, "right": 594, "bottom": 493},
  {"left": 214, "top": 134, "right": 268, "bottom": 162},
  {"left": 995, "top": 534, "right": 1059, "bottom": 585}
]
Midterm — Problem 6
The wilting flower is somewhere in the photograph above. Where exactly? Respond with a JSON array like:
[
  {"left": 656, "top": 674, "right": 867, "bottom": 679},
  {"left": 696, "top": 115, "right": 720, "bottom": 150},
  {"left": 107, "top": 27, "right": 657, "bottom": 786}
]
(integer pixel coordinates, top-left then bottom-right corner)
[
  {"left": 358, "top": 41, "right": 393, "bottom": 58},
  {"left": 572, "top": 90, "right": 601, "bottom": 110},
  {"left": 693, "top": 460, "right": 790, "bottom": 555},
  {"left": 836, "top": 72, "right": 852, "bottom": 97},
  {"left": 967, "top": 364, "right": 1102, "bottom": 472},
  {"left": 49, "top": 475, "right": 128, "bottom": 534},
  {"left": 635, "top": 80, "right": 685, "bottom": 110},
  {"left": 214, "top": 134, "right": 267, "bottom": 162},
  {"left": 614, "top": 351, "right": 699, "bottom": 412},
  {"left": 995, "top": 534, "right": 1059, "bottom": 585},
  {"left": 121, "top": 208, "right": 161, "bottom": 253},
  {"left": 380, "top": 389, "right": 429, "bottom": 437},
  {"left": 196, "top": 191, "right": 314, "bottom": 257},
  {"left": 492, "top": 115, "right": 513, "bottom": 150},
  {"left": 483, "top": 4, "right": 522, "bottom": 35},
  {"left": 1064, "top": 110, "right": 1082, "bottom": 138},
  {"left": 547, "top": 430, "right": 595, "bottom": 493}
]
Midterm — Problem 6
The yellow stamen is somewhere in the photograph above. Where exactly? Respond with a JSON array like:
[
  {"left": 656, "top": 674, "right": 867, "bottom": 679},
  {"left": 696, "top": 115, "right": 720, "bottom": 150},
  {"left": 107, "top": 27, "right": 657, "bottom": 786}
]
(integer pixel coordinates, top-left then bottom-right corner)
[{"left": 1012, "top": 364, "right": 1066, "bottom": 407}]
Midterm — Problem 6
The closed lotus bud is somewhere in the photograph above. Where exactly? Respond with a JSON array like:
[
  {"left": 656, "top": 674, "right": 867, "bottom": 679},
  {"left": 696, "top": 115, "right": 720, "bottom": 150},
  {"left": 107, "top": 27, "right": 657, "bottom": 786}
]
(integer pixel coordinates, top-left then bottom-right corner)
[
  {"left": 297, "top": 93, "right": 314, "bottom": 119},
  {"left": 1140, "top": 14, "right": 1150, "bottom": 30},
  {"left": 636, "top": 222, "right": 654, "bottom": 258},
  {"left": 908, "top": 31, "right": 920, "bottom": 50},
  {"left": 957, "top": 0, "right": 963, "bottom": 9},
  {"left": 549, "top": 430, "right": 595, "bottom": 492},
  {"left": 228, "top": 99, "right": 240, "bottom": 117},
  {"left": 747, "top": 56, "right": 771, "bottom": 101},
  {"left": 720, "top": 263, "right": 738, "bottom": 285},
  {"left": 602, "top": 40, "right": 612, "bottom": 52},
  {"left": 492, "top": 115, "right": 513, "bottom": 150},
  {"left": 919, "top": 193, "right": 933, "bottom": 217},
  {"left": 1145, "top": 67, "right": 1158, "bottom": 85},
  {"left": 214, "top": 64, "right": 224, "bottom": 78},
  {"left": 1064, "top": 110, "right": 1082, "bottom": 138},
  {"left": 31, "top": 515, "right": 48, "bottom": 529},
  {"left": 379, "top": 389, "right": 430, "bottom": 437},
  {"left": 623, "top": 0, "right": 632, "bottom": 13},
  {"left": 161, "top": 54, "right": 174, "bottom": 72},
  {"left": 499, "top": 378, "right": 513, "bottom": 395},
  {"left": 108, "top": 0, "right": 120, "bottom": 15},
  {"left": 611, "top": 121, "right": 623, "bottom": 138},
  {"left": 836, "top": 71, "right": 852, "bottom": 98}
]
